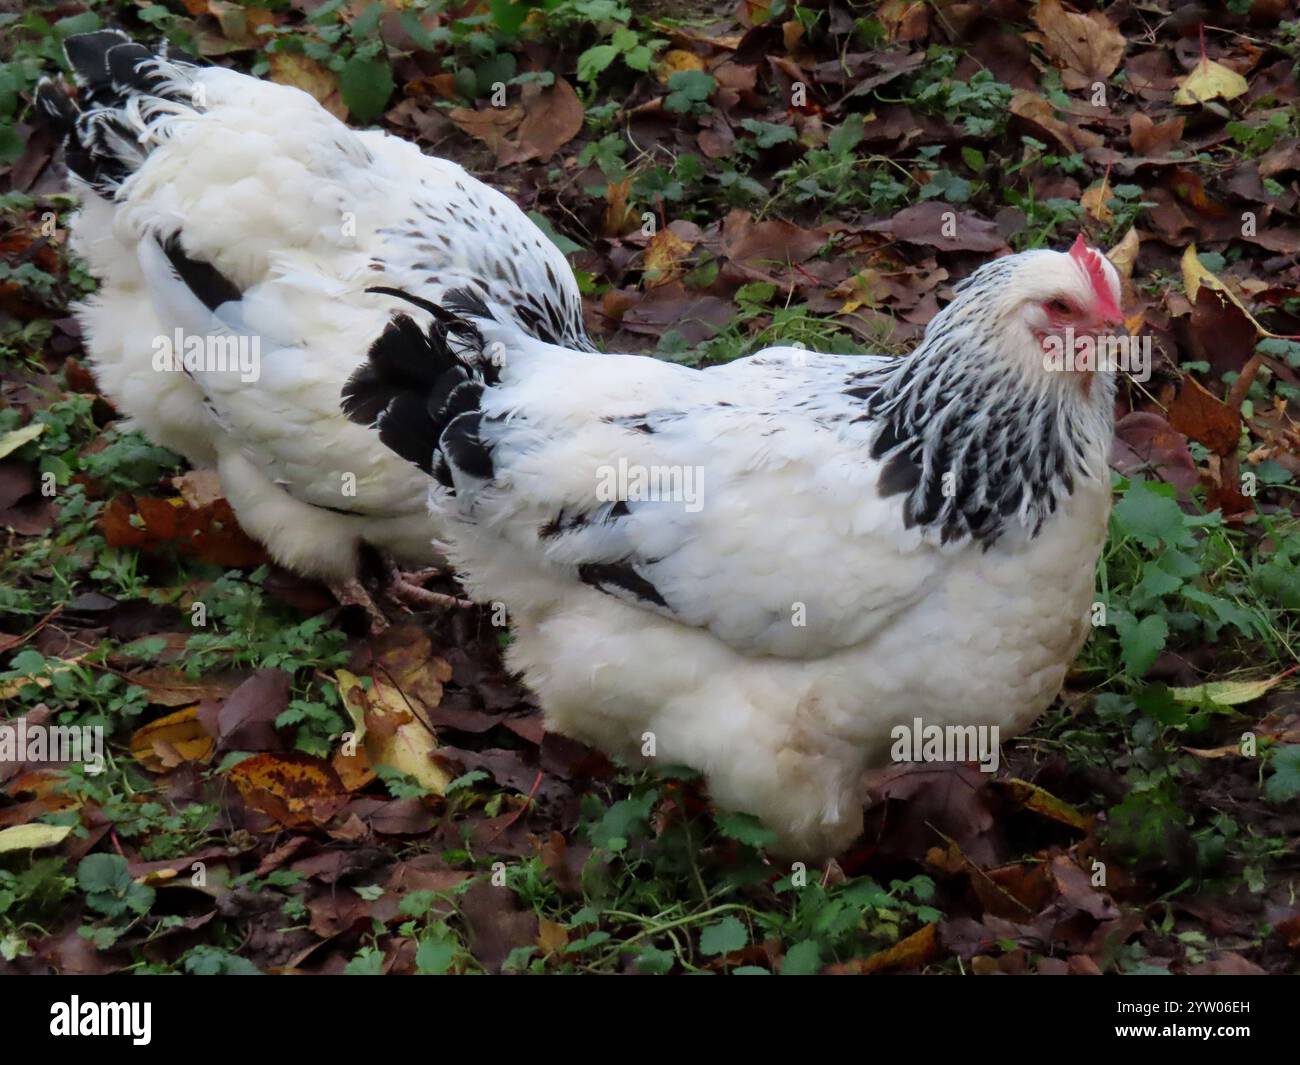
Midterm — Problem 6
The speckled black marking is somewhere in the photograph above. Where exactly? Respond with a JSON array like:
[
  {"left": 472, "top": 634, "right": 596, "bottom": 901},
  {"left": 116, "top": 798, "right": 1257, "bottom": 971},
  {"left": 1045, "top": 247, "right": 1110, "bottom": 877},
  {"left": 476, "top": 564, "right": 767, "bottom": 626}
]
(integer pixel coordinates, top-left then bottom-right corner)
[
  {"left": 848, "top": 255, "right": 1108, "bottom": 548},
  {"left": 539, "top": 501, "right": 630, "bottom": 540}
]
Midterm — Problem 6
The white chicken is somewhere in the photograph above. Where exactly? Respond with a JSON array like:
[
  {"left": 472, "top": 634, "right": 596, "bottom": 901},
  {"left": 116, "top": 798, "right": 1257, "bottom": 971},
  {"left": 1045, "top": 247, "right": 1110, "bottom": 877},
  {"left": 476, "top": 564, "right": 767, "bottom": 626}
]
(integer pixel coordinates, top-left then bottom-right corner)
[
  {"left": 345, "top": 238, "right": 1125, "bottom": 859},
  {"left": 37, "top": 30, "right": 592, "bottom": 626}
]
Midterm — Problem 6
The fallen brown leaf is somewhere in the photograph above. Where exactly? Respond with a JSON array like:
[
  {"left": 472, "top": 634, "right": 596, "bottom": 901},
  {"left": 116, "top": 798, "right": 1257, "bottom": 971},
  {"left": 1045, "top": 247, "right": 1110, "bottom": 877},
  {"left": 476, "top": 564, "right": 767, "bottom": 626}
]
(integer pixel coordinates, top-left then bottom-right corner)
[
  {"left": 497, "top": 79, "right": 585, "bottom": 166},
  {"left": 834, "top": 923, "right": 939, "bottom": 974},
  {"left": 1031, "top": 0, "right": 1126, "bottom": 91},
  {"left": 1166, "top": 377, "right": 1241, "bottom": 456},
  {"left": 268, "top": 52, "right": 346, "bottom": 121}
]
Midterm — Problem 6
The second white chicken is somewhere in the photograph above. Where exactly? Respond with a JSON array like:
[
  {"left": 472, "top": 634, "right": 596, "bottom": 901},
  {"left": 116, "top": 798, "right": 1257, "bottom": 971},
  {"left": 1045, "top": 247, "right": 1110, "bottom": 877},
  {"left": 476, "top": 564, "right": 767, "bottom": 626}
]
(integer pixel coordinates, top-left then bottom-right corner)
[{"left": 39, "top": 30, "right": 593, "bottom": 625}]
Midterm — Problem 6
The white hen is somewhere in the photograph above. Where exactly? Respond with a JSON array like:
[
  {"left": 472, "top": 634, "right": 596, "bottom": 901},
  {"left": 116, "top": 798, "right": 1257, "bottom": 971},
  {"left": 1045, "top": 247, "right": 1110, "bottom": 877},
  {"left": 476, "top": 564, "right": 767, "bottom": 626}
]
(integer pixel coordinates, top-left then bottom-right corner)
[
  {"left": 348, "top": 240, "right": 1124, "bottom": 858},
  {"left": 38, "top": 30, "right": 592, "bottom": 625}
]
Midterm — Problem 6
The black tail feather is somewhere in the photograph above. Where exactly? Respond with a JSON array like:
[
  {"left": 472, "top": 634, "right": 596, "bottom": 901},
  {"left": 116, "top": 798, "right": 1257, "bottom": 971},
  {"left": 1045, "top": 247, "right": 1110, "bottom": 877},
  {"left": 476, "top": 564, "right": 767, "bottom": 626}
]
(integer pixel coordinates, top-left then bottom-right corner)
[
  {"left": 34, "top": 79, "right": 78, "bottom": 132},
  {"left": 43, "top": 32, "right": 200, "bottom": 194},
  {"left": 104, "top": 42, "right": 167, "bottom": 97},
  {"left": 343, "top": 291, "right": 497, "bottom": 486},
  {"left": 64, "top": 29, "right": 132, "bottom": 91}
]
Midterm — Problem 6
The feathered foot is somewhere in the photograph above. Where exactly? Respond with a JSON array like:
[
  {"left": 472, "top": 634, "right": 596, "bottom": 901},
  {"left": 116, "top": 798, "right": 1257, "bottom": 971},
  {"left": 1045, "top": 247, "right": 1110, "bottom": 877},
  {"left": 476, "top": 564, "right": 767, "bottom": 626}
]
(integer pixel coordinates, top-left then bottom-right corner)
[{"left": 380, "top": 560, "right": 473, "bottom": 612}]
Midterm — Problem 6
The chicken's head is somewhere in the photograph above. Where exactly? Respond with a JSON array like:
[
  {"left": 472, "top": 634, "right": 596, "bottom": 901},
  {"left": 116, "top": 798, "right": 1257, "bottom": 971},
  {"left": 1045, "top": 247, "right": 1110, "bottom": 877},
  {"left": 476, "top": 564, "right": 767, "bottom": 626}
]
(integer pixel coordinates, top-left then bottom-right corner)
[
  {"left": 1019, "top": 236, "right": 1123, "bottom": 340},
  {"left": 994, "top": 237, "right": 1127, "bottom": 390},
  {"left": 928, "top": 237, "right": 1127, "bottom": 397}
]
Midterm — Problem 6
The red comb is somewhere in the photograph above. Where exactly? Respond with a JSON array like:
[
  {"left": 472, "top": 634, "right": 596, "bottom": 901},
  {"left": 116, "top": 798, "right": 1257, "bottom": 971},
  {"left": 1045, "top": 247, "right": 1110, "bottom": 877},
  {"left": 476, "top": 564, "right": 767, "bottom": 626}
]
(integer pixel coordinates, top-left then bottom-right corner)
[{"left": 1069, "top": 235, "right": 1122, "bottom": 321}]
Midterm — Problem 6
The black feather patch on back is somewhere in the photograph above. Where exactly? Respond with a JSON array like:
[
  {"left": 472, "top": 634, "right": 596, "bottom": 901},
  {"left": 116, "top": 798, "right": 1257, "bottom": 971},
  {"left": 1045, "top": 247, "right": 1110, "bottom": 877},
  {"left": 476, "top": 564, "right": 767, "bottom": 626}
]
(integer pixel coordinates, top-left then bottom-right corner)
[
  {"left": 33, "top": 78, "right": 106, "bottom": 188},
  {"left": 439, "top": 412, "right": 494, "bottom": 482},
  {"left": 160, "top": 235, "right": 242, "bottom": 312},
  {"left": 105, "top": 42, "right": 159, "bottom": 93}
]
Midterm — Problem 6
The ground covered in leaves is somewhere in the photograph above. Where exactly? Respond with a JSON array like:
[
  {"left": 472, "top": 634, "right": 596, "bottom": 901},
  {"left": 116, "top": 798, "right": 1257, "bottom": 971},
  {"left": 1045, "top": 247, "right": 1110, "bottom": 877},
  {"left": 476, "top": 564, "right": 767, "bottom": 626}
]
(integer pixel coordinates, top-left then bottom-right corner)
[{"left": 1, "top": 0, "right": 1299, "bottom": 975}]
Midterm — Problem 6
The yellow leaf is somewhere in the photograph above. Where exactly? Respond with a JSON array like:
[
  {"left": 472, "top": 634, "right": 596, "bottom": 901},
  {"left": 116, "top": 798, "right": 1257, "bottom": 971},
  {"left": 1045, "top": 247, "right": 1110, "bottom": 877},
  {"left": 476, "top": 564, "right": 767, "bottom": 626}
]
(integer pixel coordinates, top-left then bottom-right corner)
[
  {"left": 997, "top": 779, "right": 1092, "bottom": 831},
  {"left": 129, "top": 706, "right": 215, "bottom": 772},
  {"left": 1184, "top": 743, "right": 1246, "bottom": 759},
  {"left": 655, "top": 49, "right": 705, "bottom": 82},
  {"left": 833, "top": 269, "right": 891, "bottom": 315},
  {"left": 334, "top": 662, "right": 451, "bottom": 796},
  {"left": 0, "top": 823, "right": 72, "bottom": 853},
  {"left": 140, "top": 868, "right": 179, "bottom": 886},
  {"left": 1107, "top": 226, "right": 1140, "bottom": 280},
  {"left": 381, "top": 715, "right": 451, "bottom": 795},
  {"left": 1173, "top": 57, "right": 1249, "bottom": 106},
  {"left": 1181, "top": 244, "right": 1296, "bottom": 339},
  {"left": 642, "top": 227, "right": 694, "bottom": 287},
  {"left": 336, "top": 668, "right": 368, "bottom": 741},
  {"left": 0, "top": 422, "right": 45, "bottom": 460},
  {"left": 537, "top": 918, "right": 569, "bottom": 955},
  {"left": 1081, "top": 178, "right": 1113, "bottom": 224},
  {"left": 227, "top": 752, "right": 350, "bottom": 830},
  {"left": 852, "top": 923, "right": 938, "bottom": 974},
  {"left": 1169, "top": 669, "right": 1295, "bottom": 708}
]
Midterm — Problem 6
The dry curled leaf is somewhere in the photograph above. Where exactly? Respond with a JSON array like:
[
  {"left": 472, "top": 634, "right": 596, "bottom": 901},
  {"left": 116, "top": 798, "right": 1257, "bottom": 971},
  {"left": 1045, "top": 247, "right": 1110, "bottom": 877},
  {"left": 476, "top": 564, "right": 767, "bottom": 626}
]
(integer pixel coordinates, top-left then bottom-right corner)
[
  {"left": 1031, "top": 0, "right": 1126, "bottom": 91},
  {"left": 642, "top": 227, "right": 696, "bottom": 287},
  {"left": 129, "top": 706, "right": 216, "bottom": 773},
  {"left": 1129, "top": 112, "right": 1184, "bottom": 156},
  {"left": 495, "top": 79, "right": 585, "bottom": 166}
]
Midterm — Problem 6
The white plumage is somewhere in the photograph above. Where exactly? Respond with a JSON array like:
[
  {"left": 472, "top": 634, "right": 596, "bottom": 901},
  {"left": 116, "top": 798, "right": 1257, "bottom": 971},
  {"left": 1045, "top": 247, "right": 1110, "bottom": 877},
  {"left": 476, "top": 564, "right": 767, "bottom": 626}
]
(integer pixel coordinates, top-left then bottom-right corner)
[
  {"left": 348, "top": 242, "right": 1125, "bottom": 858},
  {"left": 40, "top": 31, "right": 591, "bottom": 622}
]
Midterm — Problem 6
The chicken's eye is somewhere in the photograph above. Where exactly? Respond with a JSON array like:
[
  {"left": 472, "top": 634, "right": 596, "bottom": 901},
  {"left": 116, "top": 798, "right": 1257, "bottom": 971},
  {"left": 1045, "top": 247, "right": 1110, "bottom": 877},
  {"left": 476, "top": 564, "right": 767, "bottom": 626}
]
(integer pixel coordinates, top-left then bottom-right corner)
[{"left": 1046, "top": 298, "right": 1075, "bottom": 317}]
